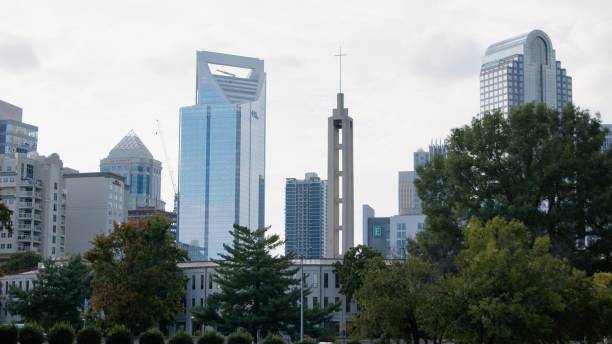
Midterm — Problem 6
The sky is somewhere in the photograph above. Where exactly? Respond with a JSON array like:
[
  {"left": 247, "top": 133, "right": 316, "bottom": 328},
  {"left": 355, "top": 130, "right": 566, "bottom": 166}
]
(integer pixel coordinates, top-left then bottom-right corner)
[{"left": 1, "top": 0, "right": 612, "bottom": 246}]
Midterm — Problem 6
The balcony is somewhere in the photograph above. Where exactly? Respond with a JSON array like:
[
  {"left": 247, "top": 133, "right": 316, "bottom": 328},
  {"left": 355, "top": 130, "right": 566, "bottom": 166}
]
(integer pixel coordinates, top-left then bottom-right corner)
[
  {"left": 17, "top": 235, "right": 41, "bottom": 243},
  {"left": 18, "top": 213, "right": 33, "bottom": 219},
  {"left": 17, "top": 190, "right": 33, "bottom": 197}
]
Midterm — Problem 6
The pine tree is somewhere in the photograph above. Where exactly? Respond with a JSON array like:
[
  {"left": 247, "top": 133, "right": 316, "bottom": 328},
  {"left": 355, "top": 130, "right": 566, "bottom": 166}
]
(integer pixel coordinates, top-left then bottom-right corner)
[{"left": 194, "top": 225, "right": 337, "bottom": 339}]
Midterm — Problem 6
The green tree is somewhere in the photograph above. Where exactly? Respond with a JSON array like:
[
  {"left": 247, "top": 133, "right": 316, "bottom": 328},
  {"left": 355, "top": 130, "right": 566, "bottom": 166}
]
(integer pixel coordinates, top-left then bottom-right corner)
[
  {"left": 8, "top": 255, "right": 90, "bottom": 329},
  {"left": 352, "top": 257, "right": 441, "bottom": 344},
  {"left": 193, "top": 225, "right": 337, "bottom": 339},
  {"left": 445, "top": 217, "right": 609, "bottom": 343},
  {"left": 0, "top": 251, "right": 42, "bottom": 276},
  {"left": 413, "top": 103, "right": 612, "bottom": 273},
  {"left": 85, "top": 214, "right": 188, "bottom": 333},
  {"left": 0, "top": 202, "right": 13, "bottom": 233},
  {"left": 333, "top": 245, "right": 382, "bottom": 303}
]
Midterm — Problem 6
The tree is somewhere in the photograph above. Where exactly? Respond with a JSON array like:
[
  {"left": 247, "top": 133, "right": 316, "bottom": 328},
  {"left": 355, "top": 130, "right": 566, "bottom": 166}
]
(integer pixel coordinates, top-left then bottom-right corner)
[
  {"left": 0, "top": 251, "right": 42, "bottom": 275},
  {"left": 414, "top": 103, "right": 612, "bottom": 273},
  {"left": 352, "top": 257, "right": 441, "bottom": 344},
  {"left": 85, "top": 215, "right": 188, "bottom": 333},
  {"left": 444, "top": 217, "right": 610, "bottom": 343},
  {"left": 193, "top": 225, "right": 337, "bottom": 339},
  {"left": 8, "top": 255, "right": 91, "bottom": 329},
  {"left": 0, "top": 203, "right": 12, "bottom": 233},
  {"left": 333, "top": 245, "right": 382, "bottom": 303}
]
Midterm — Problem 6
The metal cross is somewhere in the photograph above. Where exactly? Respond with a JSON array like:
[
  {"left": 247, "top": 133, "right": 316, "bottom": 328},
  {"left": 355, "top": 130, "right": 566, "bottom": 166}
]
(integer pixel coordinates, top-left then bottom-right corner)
[{"left": 334, "top": 47, "right": 347, "bottom": 93}]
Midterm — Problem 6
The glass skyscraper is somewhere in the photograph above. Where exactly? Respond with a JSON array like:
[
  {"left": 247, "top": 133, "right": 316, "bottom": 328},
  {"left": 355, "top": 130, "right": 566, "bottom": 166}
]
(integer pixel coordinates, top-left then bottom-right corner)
[
  {"left": 100, "top": 130, "right": 163, "bottom": 210},
  {"left": 480, "top": 29, "right": 572, "bottom": 114},
  {"left": 179, "top": 51, "right": 266, "bottom": 260},
  {"left": 285, "top": 173, "right": 327, "bottom": 259}
]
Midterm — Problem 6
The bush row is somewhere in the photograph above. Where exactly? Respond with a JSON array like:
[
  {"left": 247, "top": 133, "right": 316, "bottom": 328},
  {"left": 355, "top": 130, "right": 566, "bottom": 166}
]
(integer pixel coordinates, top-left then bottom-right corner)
[{"left": 0, "top": 322, "right": 300, "bottom": 344}]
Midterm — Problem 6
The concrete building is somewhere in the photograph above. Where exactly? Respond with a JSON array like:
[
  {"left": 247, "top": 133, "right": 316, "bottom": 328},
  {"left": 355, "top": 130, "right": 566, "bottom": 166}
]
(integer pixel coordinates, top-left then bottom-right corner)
[
  {"left": 64, "top": 172, "right": 128, "bottom": 255},
  {"left": 399, "top": 143, "right": 446, "bottom": 216},
  {"left": 100, "top": 130, "right": 163, "bottom": 211},
  {"left": 480, "top": 29, "right": 572, "bottom": 114},
  {"left": 0, "top": 100, "right": 38, "bottom": 156},
  {"left": 0, "top": 153, "right": 66, "bottom": 259},
  {"left": 0, "top": 269, "right": 37, "bottom": 323},
  {"left": 285, "top": 173, "right": 327, "bottom": 259},
  {"left": 326, "top": 92, "right": 354, "bottom": 258},
  {"left": 178, "top": 51, "right": 266, "bottom": 260},
  {"left": 363, "top": 205, "right": 425, "bottom": 259}
]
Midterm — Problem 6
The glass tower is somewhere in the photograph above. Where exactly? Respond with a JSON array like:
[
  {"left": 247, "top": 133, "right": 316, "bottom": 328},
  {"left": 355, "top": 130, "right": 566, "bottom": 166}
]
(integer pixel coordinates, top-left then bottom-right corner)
[
  {"left": 285, "top": 173, "right": 327, "bottom": 259},
  {"left": 179, "top": 51, "right": 266, "bottom": 260},
  {"left": 480, "top": 29, "right": 572, "bottom": 114},
  {"left": 100, "top": 131, "right": 163, "bottom": 210}
]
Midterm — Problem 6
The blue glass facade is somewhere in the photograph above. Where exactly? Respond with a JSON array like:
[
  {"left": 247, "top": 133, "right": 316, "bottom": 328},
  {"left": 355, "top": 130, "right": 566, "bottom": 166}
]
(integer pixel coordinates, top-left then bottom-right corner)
[
  {"left": 179, "top": 51, "right": 266, "bottom": 260},
  {"left": 285, "top": 174, "right": 327, "bottom": 259},
  {"left": 0, "top": 121, "right": 38, "bottom": 155}
]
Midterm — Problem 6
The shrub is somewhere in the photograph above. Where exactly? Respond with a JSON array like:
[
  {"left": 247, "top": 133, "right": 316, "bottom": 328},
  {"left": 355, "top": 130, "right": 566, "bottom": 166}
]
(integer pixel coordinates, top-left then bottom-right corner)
[
  {"left": 169, "top": 330, "right": 194, "bottom": 344},
  {"left": 140, "top": 328, "right": 165, "bottom": 344},
  {"left": 226, "top": 331, "right": 253, "bottom": 344},
  {"left": 348, "top": 339, "right": 360, "bottom": 344},
  {"left": 76, "top": 326, "right": 102, "bottom": 344},
  {"left": 262, "top": 334, "right": 285, "bottom": 344},
  {"left": 0, "top": 323, "right": 18, "bottom": 344},
  {"left": 18, "top": 323, "right": 45, "bottom": 344},
  {"left": 198, "top": 330, "right": 225, "bottom": 344},
  {"left": 105, "top": 325, "right": 131, "bottom": 344},
  {"left": 48, "top": 323, "right": 76, "bottom": 344}
]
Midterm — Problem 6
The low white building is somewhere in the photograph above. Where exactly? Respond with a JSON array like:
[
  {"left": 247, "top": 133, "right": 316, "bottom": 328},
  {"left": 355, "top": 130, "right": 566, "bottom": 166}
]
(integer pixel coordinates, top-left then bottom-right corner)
[{"left": 1, "top": 259, "right": 357, "bottom": 337}]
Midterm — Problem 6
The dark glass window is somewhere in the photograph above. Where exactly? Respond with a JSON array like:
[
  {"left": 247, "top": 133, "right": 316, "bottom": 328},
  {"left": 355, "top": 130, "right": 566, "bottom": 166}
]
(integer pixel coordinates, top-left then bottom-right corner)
[{"left": 323, "top": 273, "right": 328, "bottom": 288}]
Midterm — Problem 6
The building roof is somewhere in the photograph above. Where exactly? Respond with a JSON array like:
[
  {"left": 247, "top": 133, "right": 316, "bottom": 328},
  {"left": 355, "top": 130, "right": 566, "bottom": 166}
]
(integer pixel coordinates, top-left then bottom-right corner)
[{"left": 107, "top": 130, "right": 153, "bottom": 159}]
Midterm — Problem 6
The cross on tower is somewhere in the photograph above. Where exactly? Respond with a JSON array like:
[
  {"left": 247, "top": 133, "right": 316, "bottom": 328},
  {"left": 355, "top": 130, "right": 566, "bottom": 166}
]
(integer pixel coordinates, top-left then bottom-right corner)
[{"left": 334, "top": 47, "right": 347, "bottom": 93}]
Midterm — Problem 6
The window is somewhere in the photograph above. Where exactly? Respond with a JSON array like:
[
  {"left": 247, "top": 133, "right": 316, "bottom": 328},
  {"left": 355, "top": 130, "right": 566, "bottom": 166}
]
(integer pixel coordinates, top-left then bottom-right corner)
[
  {"left": 313, "top": 297, "right": 318, "bottom": 308},
  {"left": 334, "top": 273, "right": 339, "bottom": 288},
  {"left": 200, "top": 298, "right": 204, "bottom": 307},
  {"left": 323, "top": 273, "right": 328, "bottom": 288},
  {"left": 324, "top": 297, "right": 329, "bottom": 307},
  {"left": 209, "top": 275, "right": 213, "bottom": 289},
  {"left": 346, "top": 299, "right": 351, "bottom": 313},
  {"left": 54, "top": 182, "right": 58, "bottom": 190},
  {"left": 192, "top": 275, "right": 195, "bottom": 290},
  {"left": 201, "top": 275, "right": 204, "bottom": 289},
  {"left": 373, "top": 225, "right": 382, "bottom": 237},
  {"left": 192, "top": 298, "right": 195, "bottom": 308}
]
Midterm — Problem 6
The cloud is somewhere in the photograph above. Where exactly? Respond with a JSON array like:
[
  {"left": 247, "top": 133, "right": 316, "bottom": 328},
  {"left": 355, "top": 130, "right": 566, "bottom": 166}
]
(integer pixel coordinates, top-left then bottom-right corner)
[{"left": 0, "top": 33, "right": 39, "bottom": 72}]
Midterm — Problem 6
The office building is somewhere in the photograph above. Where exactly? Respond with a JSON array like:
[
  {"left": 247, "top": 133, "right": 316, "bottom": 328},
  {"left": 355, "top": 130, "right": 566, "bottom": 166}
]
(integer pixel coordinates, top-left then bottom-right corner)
[
  {"left": 603, "top": 124, "right": 612, "bottom": 151},
  {"left": 285, "top": 173, "right": 327, "bottom": 259},
  {"left": 480, "top": 29, "right": 572, "bottom": 114},
  {"left": 100, "top": 130, "right": 163, "bottom": 211},
  {"left": 0, "top": 100, "right": 38, "bottom": 156},
  {"left": 326, "top": 91, "right": 355, "bottom": 258},
  {"left": 178, "top": 51, "right": 266, "bottom": 260},
  {"left": 64, "top": 172, "right": 128, "bottom": 255},
  {"left": 362, "top": 205, "right": 390, "bottom": 257},
  {"left": 363, "top": 205, "right": 425, "bottom": 259},
  {"left": 0, "top": 153, "right": 66, "bottom": 258},
  {"left": 399, "top": 142, "right": 446, "bottom": 216}
]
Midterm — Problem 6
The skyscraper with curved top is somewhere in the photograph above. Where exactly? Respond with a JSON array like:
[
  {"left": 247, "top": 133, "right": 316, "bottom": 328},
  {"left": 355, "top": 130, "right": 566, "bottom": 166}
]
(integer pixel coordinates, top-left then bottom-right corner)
[
  {"left": 480, "top": 29, "right": 572, "bottom": 114},
  {"left": 179, "top": 51, "right": 266, "bottom": 260}
]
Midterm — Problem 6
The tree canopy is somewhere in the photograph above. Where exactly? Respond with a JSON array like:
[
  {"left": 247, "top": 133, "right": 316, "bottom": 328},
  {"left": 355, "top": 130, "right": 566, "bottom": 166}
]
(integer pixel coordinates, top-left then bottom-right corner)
[
  {"left": 84, "top": 215, "right": 188, "bottom": 333},
  {"left": 413, "top": 103, "right": 612, "bottom": 273},
  {"left": 8, "top": 255, "right": 91, "bottom": 329},
  {"left": 333, "top": 245, "right": 382, "bottom": 303},
  {"left": 193, "top": 225, "right": 337, "bottom": 339},
  {"left": 0, "top": 251, "right": 42, "bottom": 276}
]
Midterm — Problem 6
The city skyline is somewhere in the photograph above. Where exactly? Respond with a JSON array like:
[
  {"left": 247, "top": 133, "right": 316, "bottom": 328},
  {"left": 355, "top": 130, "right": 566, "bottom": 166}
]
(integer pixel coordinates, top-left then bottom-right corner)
[{"left": 2, "top": 1, "right": 612, "bottom": 246}]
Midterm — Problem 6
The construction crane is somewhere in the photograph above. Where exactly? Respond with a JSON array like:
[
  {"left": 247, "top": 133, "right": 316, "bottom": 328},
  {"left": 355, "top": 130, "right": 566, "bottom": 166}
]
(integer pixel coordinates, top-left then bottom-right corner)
[
  {"left": 155, "top": 119, "right": 177, "bottom": 194},
  {"left": 155, "top": 119, "right": 179, "bottom": 240}
]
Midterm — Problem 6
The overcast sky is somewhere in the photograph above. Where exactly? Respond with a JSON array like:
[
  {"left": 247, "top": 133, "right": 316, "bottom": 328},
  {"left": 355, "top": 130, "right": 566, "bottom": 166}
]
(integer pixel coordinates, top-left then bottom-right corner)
[{"left": 1, "top": 0, "right": 611, "bottom": 245}]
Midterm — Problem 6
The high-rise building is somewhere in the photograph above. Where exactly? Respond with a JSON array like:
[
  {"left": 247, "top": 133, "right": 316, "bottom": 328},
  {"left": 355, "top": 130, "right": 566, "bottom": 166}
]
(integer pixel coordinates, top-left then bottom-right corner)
[
  {"left": 399, "top": 142, "right": 446, "bottom": 216},
  {"left": 0, "top": 153, "right": 66, "bottom": 258},
  {"left": 0, "top": 100, "right": 38, "bottom": 155},
  {"left": 480, "top": 29, "right": 572, "bottom": 114},
  {"left": 326, "top": 92, "right": 354, "bottom": 258},
  {"left": 100, "top": 130, "right": 163, "bottom": 211},
  {"left": 362, "top": 205, "right": 390, "bottom": 257},
  {"left": 64, "top": 172, "right": 128, "bottom": 255},
  {"left": 285, "top": 173, "right": 327, "bottom": 259},
  {"left": 603, "top": 124, "right": 612, "bottom": 151},
  {"left": 178, "top": 51, "right": 266, "bottom": 260}
]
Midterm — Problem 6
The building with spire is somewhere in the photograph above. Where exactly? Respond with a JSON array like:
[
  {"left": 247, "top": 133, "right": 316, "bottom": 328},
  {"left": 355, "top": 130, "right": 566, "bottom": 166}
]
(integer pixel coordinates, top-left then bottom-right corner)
[
  {"left": 178, "top": 51, "right": 266, "bottom": 260},
  {"left": 326, "top": 91, "right": 354, "bottom": 258},
  {"left": 480, "top": 29, "right": 572, "bottom": 114},
  {"left": 100, "top": 130, "right": 163, "bottom": 211}
]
